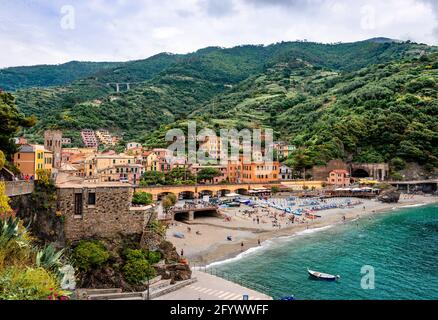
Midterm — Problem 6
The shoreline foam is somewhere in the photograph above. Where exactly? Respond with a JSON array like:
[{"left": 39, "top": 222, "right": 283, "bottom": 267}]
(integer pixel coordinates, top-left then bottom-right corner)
[{"left": 168, "top": 195, "right": 438, "bottom": 267}]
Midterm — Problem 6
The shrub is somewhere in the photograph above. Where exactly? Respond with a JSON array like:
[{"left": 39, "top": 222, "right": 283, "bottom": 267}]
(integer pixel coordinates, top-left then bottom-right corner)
[
  {"left": 149, "top": 220, "right": 166, "bottom": 237},
  {"left": 132, "top": 192, "right": 153, "bottom": 205},
  {"left": 71, "top": 241, "right": 109, "bottom": 272},
  {"left": 36, "top": 245, "right": 64, "bottom": 276},
  {"left": 390, "top": 157, "right": 406, "bottom": 171},
  {"left": 147, "top": 251, "right": 161, "bottom": 264},
  {"left": 0, "top": 217, "right": 33, "bottom": 269},
  {"left": 271, "top": 186, "right": 280, "bottom": 194},
  {"left": 122, "top": 249, "right": 156, "bottom": 285},
  {"left": 0, "top": 182, "right": 12, "bottom": 216},
  {"left": 0, "top": 267, "right": 60, "bottom": 300}
]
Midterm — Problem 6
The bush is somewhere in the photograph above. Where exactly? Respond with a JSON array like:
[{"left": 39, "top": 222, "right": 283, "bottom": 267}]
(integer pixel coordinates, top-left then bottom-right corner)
[
  {"left": 0, "top": 267, "right": 60, "bottom": 300},
  {"left": 132, "top": 192, "right": 153, "bottom": 205},
  {"left": 71, "top": 241, "right": 110, "bottom": 272},
  {"left": 390, "top": 157, "right": 406, "bottom": 171},
  {"left": 147, "top": 251, "right": 161, "bottom": 264},
  {"left": 122, "top": 249, "right": 155, "bottom": 285},
  {"left": 271, "top": 186, "right": 280, "bottom": 194}
]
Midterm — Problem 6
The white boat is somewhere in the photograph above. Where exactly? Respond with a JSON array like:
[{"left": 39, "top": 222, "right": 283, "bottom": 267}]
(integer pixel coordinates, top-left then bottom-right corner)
[{"left": 307, "top": 269, "right": 340, "bottom": 281}]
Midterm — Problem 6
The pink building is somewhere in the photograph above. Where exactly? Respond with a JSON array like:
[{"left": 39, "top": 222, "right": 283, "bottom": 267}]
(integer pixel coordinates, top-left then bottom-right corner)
[{"left": 327, "top": 170, "right": 351, "bottom": 187}]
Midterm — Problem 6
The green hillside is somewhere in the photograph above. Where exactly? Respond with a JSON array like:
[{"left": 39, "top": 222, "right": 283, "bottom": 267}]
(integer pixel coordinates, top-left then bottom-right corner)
[
  {"left": 192, "top": 53, "right": 438, "bottom": 170},
  {"left": 6, "top": 39, "right": 437, "bottom": 170},
  {"left": 0, "top": 61, "right": 122, "bottom": 91}
]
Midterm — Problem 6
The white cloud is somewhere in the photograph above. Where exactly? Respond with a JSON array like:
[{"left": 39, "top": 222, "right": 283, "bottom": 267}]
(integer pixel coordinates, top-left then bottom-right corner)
[{"left": 0, "top": 0, "right": 436, "bottom": 68}]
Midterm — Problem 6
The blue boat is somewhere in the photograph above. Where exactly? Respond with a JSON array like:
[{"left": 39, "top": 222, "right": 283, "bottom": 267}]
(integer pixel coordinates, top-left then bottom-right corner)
[{"left": 279, "top": 295, "right": 296, "bottom": 301}]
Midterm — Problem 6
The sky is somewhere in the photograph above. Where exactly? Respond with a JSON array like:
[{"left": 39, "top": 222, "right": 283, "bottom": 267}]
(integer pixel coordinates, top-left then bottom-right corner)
[{"left": 0, "top": 0, "right": 437, "bottom": 68}]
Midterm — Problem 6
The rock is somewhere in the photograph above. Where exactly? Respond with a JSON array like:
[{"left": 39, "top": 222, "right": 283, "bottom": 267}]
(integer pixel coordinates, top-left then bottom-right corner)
[{"left": 378, "top": 188, "right": 401, "bottom": 203}]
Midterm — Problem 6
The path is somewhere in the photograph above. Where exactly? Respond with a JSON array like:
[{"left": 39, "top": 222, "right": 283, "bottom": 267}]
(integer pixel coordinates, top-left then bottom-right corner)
[{"left": 154, "top": 270, "right": 272, "bottom": 300}]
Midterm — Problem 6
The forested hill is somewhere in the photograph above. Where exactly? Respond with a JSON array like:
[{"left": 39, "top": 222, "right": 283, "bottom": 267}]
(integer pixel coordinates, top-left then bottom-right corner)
[
  {"left": 0, "top": 61, "right": 122, "bottom": 91},
  {"left": 186, "top": 52, "right": 438, "bottom": 171},
  {"left": 6, "top": 39, "right": 438, "bottom": 172}
]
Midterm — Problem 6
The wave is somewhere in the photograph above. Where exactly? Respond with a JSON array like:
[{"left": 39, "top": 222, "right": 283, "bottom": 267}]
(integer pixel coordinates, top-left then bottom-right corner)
[
  {"left": 201, "top": 225, "right": 335, "bottom": 268},
  {"left": 399, "top": 203, "right": 429, "bottom": 208},
  {"left": 393, "top": 203, "right": 430, "bottom": 211}
]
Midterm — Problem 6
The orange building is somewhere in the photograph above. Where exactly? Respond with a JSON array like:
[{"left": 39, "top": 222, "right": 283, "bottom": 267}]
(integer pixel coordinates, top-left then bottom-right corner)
[
  {"left": 227, "top": 156, "right": 280, "bottom": 183},
  {"left": 13, "top": 144, "right": 53, "bottom": 179},
  {"left": 327, "top": 170, "right": 350, "bottom": 187}
]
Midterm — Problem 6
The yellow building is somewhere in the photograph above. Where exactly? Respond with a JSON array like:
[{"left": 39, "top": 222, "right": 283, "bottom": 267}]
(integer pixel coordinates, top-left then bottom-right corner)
[{"left": 13, "top": 144, "right": 53, "bottom": 179}]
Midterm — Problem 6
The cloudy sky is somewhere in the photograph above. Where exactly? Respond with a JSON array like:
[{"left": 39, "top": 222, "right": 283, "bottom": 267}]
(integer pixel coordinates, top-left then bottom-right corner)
[{"left": 0, "top": 0, "right": 437, "bottom": 68}]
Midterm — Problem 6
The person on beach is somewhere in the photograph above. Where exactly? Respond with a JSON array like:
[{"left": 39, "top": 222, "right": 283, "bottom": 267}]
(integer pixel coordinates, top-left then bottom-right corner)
[
  {"left": 241, "top": 242, "right": 244, "bottom": 250},
  {"left": 181, "top": 249, "right": 184, "bottom": 257},
  {"left": 258, "top": 239, "right": 261, "bottom": 246}
]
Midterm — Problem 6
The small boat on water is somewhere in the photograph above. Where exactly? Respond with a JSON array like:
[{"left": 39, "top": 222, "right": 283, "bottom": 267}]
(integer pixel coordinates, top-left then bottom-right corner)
[{"left": 307, "top": 269, "right": 340, "bottom": 281}]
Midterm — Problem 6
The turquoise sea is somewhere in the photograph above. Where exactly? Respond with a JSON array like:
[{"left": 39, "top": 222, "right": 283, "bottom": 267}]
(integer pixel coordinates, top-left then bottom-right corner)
[{"left": 211, "top": 204, "right": 438, "bottom": 300}]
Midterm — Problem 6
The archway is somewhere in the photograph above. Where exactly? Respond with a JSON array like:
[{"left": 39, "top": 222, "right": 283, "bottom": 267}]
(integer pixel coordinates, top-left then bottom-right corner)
[
  {"left": 236, "top": 188, "right": 248, "bottom": 195},
  {"left": 351, "top": 169, "right": 370, "bottom": 178},
  {"left": 174, "top": 211, "right": 190, "bottom": 222},
  {"left": 217, "top": 189, "right": 231, "bottom": 197},
  {"left": 179, "top": 191, "right": 195, "bottom": 200},
  {"left": 199, "top": 190, "right": 213, "bottom": 197},
  {"left": 157, "top": 192, "right": 177, "bottom": 201}
]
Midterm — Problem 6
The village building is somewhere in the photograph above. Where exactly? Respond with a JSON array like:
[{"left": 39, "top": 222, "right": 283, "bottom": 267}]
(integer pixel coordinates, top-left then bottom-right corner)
[
  {"left": 13, "top": 144, "right": 53, "bottom": 179},
  {"left": 273, "top": 141, "right": 296, "bottom": 160},
  {"left": 95, "top": 130, "right": 118, "bottom": 146},
  {"left": 279, "top": 164, "right": 293, "bottom": 180},
  {"left": 56, "top": 181, "right": 156, "bottom": 241},
  {"left": 327, "top": 169, "right": 351, "bottom": 187},
  {"left": 227, "top": 156, "right": 280, "bottom": 183},
  {"left": 44, "top": 130, "right": 63, "bottom": 169},
  {"left": 80, "top": 129, "right": 99, "bottom": 148},
  {"left": 99, "top": 163, "right": 145, "bottom": 184},
  {"left": 190, "top": 164, "right": 228, "bottom": 184}
]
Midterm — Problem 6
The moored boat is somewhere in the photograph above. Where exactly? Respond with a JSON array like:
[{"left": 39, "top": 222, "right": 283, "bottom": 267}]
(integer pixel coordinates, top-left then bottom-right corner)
[{"left": 307, "top": 269, "right": 340, "bottom": 281}]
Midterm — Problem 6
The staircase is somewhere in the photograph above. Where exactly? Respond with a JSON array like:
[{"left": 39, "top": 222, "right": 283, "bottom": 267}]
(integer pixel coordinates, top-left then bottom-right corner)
[{"left": 82, "top": 277, "right": 196, "bottom": 300}]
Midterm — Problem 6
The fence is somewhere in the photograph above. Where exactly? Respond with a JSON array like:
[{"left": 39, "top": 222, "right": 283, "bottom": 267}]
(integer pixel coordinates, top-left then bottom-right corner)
[{"left": 191, "top": 263, "right": 272, "bottom": 297}]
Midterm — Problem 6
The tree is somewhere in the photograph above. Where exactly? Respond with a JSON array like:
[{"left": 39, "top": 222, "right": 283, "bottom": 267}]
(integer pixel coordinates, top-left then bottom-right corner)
[
  {"left": 197, "top": 168, "right": 222, "bottom": 184},
  {"left": 284, "top": 149, "right": 314, "bottom": 178},
  {"left": 271, "top": 186, "right": 280, "bottom": 195},
  {"left": 165, "top": 168, "right": 195, "bottom": 185},
  {"left": 0, "top": 92, "right": 35, "bottom": 159},
  {"left": 162, "top": 194, "right": 177, "bottom": 213},
  {"left": 132, "top": 192, "right": 153, "bottom": 205},
  {"left": 139, "top": 171, "right": 165, "bottom": 186}
]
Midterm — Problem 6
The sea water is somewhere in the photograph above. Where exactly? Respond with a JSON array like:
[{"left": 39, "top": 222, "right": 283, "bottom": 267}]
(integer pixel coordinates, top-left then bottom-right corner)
[{"left": 211, "top": 204, "right": 438, "bottom": 300}]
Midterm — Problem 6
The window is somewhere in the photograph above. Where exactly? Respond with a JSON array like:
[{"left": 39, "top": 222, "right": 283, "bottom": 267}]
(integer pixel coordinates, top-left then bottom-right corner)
[
  {"left": 17, "top": 154, "right": 20, "bottom": 160},
  {"left": 88, "top": 193, "right": 96, "bottom": 205},
  {"left": 74, "top": 193, "right": 83, "bottom": 216}
]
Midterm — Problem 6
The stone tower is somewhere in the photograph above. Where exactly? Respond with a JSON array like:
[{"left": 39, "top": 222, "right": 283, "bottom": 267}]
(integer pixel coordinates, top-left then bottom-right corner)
[{"left": 44, "top": 130, "right": 63, "bottom": 169}]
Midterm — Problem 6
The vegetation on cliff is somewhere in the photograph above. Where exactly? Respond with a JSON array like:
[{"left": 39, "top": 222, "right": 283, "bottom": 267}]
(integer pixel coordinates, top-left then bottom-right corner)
[{"left": 0, "top": 216, "right": 71, "bottom": 300}]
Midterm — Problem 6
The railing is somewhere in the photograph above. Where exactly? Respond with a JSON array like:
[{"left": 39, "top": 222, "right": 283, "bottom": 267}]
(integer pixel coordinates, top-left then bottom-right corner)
[{"left": 191, "top": 263, "right": 272, "bottom": 297}]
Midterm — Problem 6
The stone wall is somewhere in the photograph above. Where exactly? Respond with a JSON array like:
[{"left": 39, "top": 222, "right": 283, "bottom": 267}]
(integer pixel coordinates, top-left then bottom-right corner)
[
  {"left": 312, "top": 160, "right": 348, "bottom": 181},
  {"left": 58, "top": 185, "right": 156, "bottom": 242},
  {"left": 4, "top": 181, "right": 35, "bottom": 197}
]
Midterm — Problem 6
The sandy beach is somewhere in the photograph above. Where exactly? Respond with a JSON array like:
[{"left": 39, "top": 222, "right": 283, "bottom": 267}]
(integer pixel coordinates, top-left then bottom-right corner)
[{"left": 166, "top": 194, "right": 438, "bottom": 266}]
